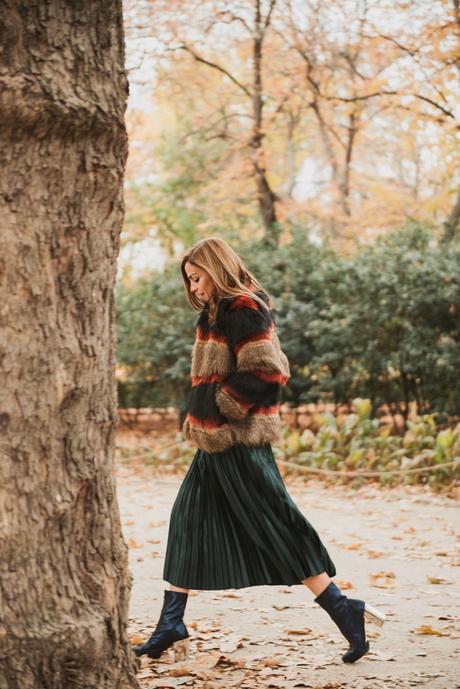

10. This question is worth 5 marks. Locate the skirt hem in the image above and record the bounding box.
[163,565,337,591]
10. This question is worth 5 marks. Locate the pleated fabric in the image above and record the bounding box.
[162,443,336,590]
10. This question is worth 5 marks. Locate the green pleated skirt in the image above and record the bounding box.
[162,443,336,590]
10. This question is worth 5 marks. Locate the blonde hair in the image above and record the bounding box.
[181,236,274,324]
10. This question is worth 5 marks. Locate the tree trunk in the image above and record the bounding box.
[442,186,460,242]
[251,0,280,247]
[0,2,139,688]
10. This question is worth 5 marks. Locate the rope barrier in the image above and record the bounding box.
[117,438,459,478]
[275,456,460,477]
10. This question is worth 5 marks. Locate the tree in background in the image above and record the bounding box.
[124,0,459,249]
[125,0,285,248]
[0,2,138,687]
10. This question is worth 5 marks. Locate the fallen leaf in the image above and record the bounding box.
[193,651,228,669]
[127,537,143,548]
[413,625,450,636]
[370,570,396,589]
[169,665,193,677]
[284,628,314,635]
[262,657,284,667]
[272,604,291,610]
[367,549,385,558]
[335,579,353,590]
[219,635,244,653]
[427,575,453,585]
[261,680,284,688]
[344,543,362,550]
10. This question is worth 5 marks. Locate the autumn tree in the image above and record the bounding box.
[365,0,460,241]
[126,0,288,247]
[277,0,460,242]
[0,2,139,688]
[125,0,459,247]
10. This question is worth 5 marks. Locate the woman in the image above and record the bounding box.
[132,236,385,664]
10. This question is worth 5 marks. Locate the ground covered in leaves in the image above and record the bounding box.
[116,449,459,689]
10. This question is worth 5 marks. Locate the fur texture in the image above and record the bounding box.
[182,291,291,453]
[191,340,233,378]
[215,385,249,421]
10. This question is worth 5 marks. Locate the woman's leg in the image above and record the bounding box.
[301,572,331,596]
[169,585,190,593]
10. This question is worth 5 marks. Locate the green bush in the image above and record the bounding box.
[241,223,460,419]
[116,262,195,418]
[116,223,460,421]
[276,399,460,489]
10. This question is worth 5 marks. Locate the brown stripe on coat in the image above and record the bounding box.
[185,422,235,453]
[191,340,233,377]
[272,331,291,379]
[231,412,283,447]
[236,339,291,378]
[215,385,250,421]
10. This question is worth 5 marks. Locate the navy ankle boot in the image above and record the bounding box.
[314,582,385,663]
[132,590,190,660]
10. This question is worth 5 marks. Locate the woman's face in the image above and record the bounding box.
[185,261,216,303]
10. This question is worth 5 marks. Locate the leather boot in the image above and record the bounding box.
[314,582,385,663]
[132,590,190,660]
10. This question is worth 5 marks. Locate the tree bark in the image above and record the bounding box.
[442,187,460,242]
[0,2,139,688]
[251,0,280,247]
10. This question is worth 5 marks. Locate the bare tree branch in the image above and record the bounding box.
[205,10,252,35]
[315,90,455,121]
[263,0,277,32]
[176,44,252,99]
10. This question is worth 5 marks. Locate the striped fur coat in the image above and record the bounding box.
[182,290,291,453]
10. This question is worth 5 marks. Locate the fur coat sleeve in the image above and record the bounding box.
[215,294,290,421]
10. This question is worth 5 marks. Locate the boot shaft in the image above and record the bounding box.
[155,590,189,632]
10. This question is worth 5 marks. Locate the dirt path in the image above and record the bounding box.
[116,461,460,689]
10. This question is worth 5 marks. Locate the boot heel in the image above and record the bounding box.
[172,637,189,662]
[364,603,386,627]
